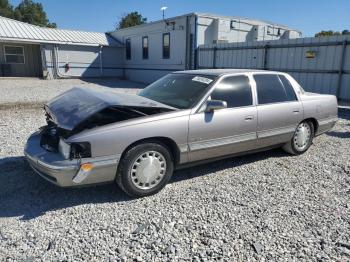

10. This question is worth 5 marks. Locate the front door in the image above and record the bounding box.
[188,75,258,162]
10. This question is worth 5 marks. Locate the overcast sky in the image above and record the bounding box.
[9,0,350,36]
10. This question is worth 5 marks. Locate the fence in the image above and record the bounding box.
[197,35,350,101]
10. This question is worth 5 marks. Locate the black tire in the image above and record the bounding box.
[116,142,174,197]
[282,121,314,155]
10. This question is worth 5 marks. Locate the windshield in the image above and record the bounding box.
[139,73,216,109]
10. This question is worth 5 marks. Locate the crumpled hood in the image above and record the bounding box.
[45,87,174,131]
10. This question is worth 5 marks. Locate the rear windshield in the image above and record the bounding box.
[139,73,216,109]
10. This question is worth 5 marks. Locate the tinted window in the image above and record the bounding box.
[254,74,296,104]
[126,39,131,60]
[279,75,297,101]
[210,75,252,108]
[163,33,170,59]
[139,74,215,109]
[142,36,148,59]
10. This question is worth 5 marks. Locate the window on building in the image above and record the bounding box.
[254,74,297,105]
[162,33,170,59]
[126,39,131,60]
[210,75,252,108]
[4,45,25,64]
[142,36,148,59]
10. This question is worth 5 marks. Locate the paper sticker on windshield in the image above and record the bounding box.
[192,76,213,84]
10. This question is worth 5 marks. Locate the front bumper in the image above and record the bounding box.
[24,132,121,187]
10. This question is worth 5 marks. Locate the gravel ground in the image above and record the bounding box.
[0,78,143,107]
[0,103,349,260]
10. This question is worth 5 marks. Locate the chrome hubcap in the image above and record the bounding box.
[294,122,311,151]
[130,151,166,190]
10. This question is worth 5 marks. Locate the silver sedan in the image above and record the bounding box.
[24,69,338,197]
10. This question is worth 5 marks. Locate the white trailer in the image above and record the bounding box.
[110,12,301,83]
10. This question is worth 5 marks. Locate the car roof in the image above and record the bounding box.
[174,69,283,76]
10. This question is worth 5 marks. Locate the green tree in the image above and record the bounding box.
[14,0,56,28]
[315,30,340,37]
[0,0,14,18]
[117,11,147,29]
[315,30,350,37]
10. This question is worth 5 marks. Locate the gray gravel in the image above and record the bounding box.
[0,78,143,107]
[0,100,349,260]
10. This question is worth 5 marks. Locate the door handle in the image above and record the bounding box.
[293,109,300,113]
[245,115,254,120]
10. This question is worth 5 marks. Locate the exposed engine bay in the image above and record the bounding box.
[37,87,176,159]
[41,105,172,155]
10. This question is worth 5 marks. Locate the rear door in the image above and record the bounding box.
[253,74,303,147]
[188,74,258,162]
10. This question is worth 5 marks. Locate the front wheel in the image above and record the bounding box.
[116,142,174,197]
[282,121,314,155]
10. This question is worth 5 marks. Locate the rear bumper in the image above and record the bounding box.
[24,132,121,187]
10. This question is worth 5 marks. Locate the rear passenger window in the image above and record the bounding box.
[210,75,252,108]
[279,75,297,101]
[254,74,297,105]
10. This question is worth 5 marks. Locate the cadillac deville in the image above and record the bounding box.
[24,69,338,197]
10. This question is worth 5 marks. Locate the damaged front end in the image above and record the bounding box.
[24,87,176,187]
[42,105,171,160]
[39,87,174,160]
[39,123,91,159]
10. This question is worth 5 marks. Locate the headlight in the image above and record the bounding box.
[70,142,91,159]
[58,139,71,159]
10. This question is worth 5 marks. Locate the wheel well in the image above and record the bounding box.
[303,118,319,133]
[120,137,181,164]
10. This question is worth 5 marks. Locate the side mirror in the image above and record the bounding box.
[205,100,227,112]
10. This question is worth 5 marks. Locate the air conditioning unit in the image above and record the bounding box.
[212,19,231,43]
[282,30,301,39]
[1,64,11,76]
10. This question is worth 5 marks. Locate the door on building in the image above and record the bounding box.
[0,43,42,77]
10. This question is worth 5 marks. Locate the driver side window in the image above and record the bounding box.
[209,75,253,108]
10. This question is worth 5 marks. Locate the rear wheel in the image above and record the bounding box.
[282,121,314,155]
[116,142,174,197]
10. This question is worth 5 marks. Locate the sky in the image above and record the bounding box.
[9,0,350,37]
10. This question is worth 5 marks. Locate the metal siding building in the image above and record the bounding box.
[110,14,194,83]
[0,16,124,78]
[0,42,42,76]
[1,13,301,81]
[196,35,350,101]
[195,13,301,45]
[110,12,301,83]
[42,44,124,79]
